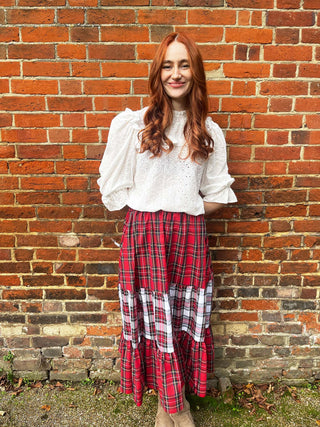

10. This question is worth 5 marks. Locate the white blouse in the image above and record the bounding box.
[98,107,237,216]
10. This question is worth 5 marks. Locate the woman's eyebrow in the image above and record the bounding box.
[162,59,189,64]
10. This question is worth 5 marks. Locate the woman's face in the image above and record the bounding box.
[161,40,193,111]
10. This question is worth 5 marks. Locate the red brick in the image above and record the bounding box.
[222,98,267,113]
[277,0,301,7]
[23,62,70,77]
[21,27,68,42]
[294,220,320,232]
[63,145,86,159]
[231,81,255,96]
[29,220,72,233]
[70,27,99,42]
[180,26,224,43]
[57,44,86,60]
[101,0,148,3]
[102,62,148,78]
[306,115,320,129]
[299,64,320,78]
[275,28,299,44]
[273,64,297,79]
[261,81,307,95]
[265,190,307,203]
[0,176,18,190]
[84,81,130,95]
[9,161,54,175]
[72,62,101,77]
[3,129,46,143]
[255,146,301,161]
[229,161,264,176]
[0,145,15,158]
[0,113,11,127]
[264,46,312,61]
[242,300,279,310]
[281,262,318,274]
[2,289,43,300]
[265,205,306,218]
[229,114,251,129]
[138,9,186,24]
[101,26,149,42]
[0,27,19,42]
[200,45,234,61]
[226,0,273,7]
[229,146,251,161]
[0,206,35,218]
[11,79,58,95]
[20,176,64,190]
[69,0,97,4]
[265,249,288,261]
[7,9,55,24]
[188,8,236,25]
[226,28,273,44]
[57,8,85,24]
[86,113,114,128]
[227,130,264,145]
[296,176,320,187]
[9,44,55,59]
[304,146,320,160]
[87,9,134,24]
[270,98,293,113]
[151,0,175,4]
[289,161,320,174]
[264,236,301,248]
[0,62,20,76]
[241,249,263,261]
[220,312,258,322]
[238,263,278,274]
[254,114,303,129]
[94,96,141,112]
[15,113,60,128]
[16,192,60,205]
[89,45,135,61]
[268,11,315,27]
[224,63,270,78]
[301,28,320,44]
[47,97,92,111]
[227,221,269,234]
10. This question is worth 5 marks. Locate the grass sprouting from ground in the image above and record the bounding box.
[0,376,319,426]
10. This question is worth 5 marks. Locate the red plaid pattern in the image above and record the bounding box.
[118,209,214,414]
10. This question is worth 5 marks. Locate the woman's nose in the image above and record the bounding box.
[172,66,180,79]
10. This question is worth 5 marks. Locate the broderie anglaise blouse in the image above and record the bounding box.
[98,107,237,216]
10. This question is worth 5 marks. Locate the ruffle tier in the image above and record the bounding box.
[119,328,214,414]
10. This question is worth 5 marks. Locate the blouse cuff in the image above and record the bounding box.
[101,188,129,211]
[202,179,237,204]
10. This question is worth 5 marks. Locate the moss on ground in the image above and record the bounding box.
[0,380,319,426]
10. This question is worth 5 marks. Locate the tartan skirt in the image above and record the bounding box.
[118,209,214,414]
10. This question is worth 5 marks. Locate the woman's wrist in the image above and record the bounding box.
[203,201,224,216]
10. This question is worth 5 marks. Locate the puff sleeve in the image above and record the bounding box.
[97,109,140,211]
[200,118,237,204]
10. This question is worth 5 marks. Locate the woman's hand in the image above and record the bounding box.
[203,201,224,216]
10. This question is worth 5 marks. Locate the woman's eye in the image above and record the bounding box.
[162,65,171,70]
[182,64,190,69]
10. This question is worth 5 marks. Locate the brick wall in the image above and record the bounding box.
[0,0,319,384]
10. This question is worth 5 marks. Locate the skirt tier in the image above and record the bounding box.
[118,209,214,413]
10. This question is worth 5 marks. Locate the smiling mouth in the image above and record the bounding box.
[169,82,185,88]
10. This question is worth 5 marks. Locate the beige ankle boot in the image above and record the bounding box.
[169,388,195,427]
[155,395,174,427]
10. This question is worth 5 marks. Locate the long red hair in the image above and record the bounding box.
[139,32,213,162]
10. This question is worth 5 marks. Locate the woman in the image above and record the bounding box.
[98,32,237,427]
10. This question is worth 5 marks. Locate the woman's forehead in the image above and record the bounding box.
[164,41,189,61]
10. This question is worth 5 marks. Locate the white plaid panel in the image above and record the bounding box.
[119,280,213,353]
